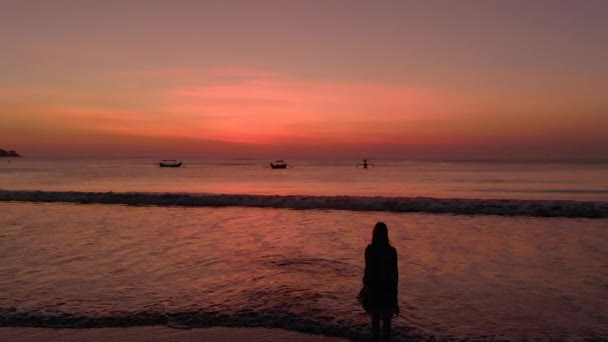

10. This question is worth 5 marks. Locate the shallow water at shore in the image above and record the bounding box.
[0,326,349,342]
[1,202,607,340]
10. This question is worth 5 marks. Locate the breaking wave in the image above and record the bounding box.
[1,190,607,218]
[0,308,428,341]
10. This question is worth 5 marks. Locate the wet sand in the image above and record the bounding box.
[0,326,351,341]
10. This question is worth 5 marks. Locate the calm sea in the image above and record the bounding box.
[2,158,608,200]
[1,158,607,340]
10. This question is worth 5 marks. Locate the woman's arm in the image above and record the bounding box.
[393,248,400,316]
[393,248,399,289]
[363,245,370,284]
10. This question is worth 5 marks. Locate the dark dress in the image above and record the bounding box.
[363,244,398,313]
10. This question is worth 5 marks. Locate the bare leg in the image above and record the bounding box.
[382,311,392,341]
[371,312,381,341]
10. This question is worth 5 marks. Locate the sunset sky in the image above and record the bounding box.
[1,0,607,160]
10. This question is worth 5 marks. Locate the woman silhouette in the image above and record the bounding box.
[362,222,399,341]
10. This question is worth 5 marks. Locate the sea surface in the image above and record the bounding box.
[1,159,607,340]
[1,158,608,200]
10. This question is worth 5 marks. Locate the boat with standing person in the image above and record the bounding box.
[356,159,375,169]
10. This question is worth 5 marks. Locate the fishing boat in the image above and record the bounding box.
[356,159,375,169]
[269,160,289,169]
[158,160,182,167]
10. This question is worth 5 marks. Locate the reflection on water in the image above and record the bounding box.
[0,202,607,340]
[1,158,608,200]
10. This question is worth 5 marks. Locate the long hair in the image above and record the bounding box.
[371,222,390,247]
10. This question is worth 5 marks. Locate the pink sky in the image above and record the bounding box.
[1,1,607,160]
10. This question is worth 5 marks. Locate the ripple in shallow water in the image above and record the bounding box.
[0,202,607,341]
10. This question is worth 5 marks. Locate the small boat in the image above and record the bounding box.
[356,159,375,169]
[158,160,182,167]
[269,160,290,169]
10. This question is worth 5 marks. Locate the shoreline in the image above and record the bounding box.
[0,326,351,342]
[1,189,607,218]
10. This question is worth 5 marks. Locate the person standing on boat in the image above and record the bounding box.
[357,159,375,169]
[360,222,399,341]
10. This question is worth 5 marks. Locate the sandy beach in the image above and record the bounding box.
[0,326,351,342]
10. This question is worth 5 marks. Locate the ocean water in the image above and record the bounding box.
[1,158,608,200]
[1,159,607,340]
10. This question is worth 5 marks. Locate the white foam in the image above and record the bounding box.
[1,190,607,218]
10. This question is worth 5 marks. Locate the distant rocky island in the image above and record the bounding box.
[0,149,21,157]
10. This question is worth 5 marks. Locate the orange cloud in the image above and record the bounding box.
[161,69,457,145]
[1,68,466,147]
[6,66,604,159]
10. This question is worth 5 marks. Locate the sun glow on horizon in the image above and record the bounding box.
[1,1,607,160]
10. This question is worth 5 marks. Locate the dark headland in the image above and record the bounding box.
[0,149,21,157]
